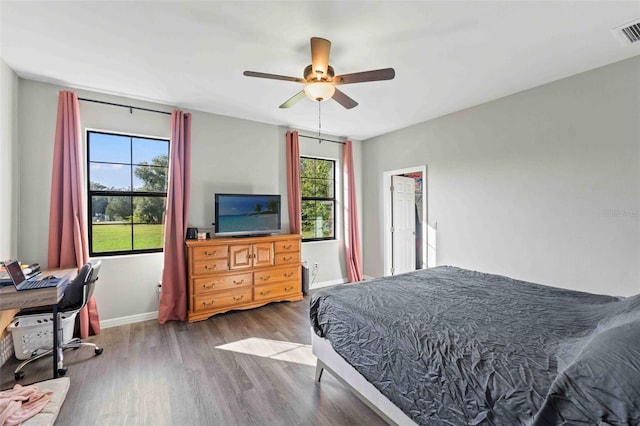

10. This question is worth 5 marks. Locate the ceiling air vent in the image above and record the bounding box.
[612,19,640,45]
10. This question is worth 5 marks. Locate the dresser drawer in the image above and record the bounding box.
[192,272,252,295]
[193,288,252,313]
[275,251,301,265]
[186,234,303,322]
[274,239,300,253]
[254,281,300,301]
[192,258,228,275]
[192,245,228,261]
[254,266,299,285]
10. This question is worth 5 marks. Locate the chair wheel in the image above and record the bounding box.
[15,371,25,380]
[57,368,67,376]
[95,347,104,355]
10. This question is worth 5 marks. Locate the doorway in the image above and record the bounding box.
[383,166,427,276]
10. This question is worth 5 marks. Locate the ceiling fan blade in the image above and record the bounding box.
[244,71,305,83]
[332,88,358,109]
[333,68,395,85]
[310,37,331,79]
[279,90,306,108]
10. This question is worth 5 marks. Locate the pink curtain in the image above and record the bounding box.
[286,130,301,235]
[48,90,100,338]
[158,110,192,323]
[343,141,363,282]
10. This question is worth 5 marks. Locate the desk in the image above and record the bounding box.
[0,267,76,379]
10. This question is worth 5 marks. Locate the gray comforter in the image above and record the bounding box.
[310,266,640,425]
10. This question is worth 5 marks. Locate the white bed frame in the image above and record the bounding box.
[312,331,418,426]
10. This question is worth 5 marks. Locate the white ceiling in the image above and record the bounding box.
[1,1,639,140]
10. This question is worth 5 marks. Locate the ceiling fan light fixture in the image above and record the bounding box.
[243,37,393,109]
[304,82,335,102]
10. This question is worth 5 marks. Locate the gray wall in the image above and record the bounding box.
[18,80,171,324]
[14,78,361,325]
[0,59,19,261]
[363,57,640,297]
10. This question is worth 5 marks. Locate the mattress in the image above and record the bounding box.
[310,266,640,425]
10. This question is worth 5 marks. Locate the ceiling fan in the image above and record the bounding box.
[243,37,395,110]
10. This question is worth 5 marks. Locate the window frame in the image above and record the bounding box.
[300,156,336,242]
[86,130,169,257]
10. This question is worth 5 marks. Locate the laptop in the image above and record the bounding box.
[5,260,67,291]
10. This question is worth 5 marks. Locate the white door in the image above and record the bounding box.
[391,176,416,275]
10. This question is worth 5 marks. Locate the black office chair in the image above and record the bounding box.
[13,261,104,380]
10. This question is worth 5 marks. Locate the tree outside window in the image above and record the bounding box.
[87,131,169,256]
[301,157,335,241]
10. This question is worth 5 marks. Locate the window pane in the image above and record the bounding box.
[92,223,132,252]
[301,200,334,239]
[103,195,132,222]
[88,131,168,255]
[301,159,334,197]
[300,157,315,178]
[301,220,316,239]
[90,162,132,191]
[301,177,315,197]
[133,165,168,192]
[320,219,334,239]
[301,200,315,223]
[301,157,335,241]
[314,179,333,198]
[301,178,334,198]
[132,138,169,165]
[133,224,164,250]
[133,196,166,224]
[89,133,131,164]
[314,160,333,180]
[91,195,110,222]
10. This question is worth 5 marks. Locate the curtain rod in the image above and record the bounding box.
[78,97,173,116]
[298,134,345,145]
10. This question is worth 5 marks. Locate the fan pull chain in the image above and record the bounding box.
[318,101,322,143]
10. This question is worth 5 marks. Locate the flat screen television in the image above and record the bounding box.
[214,193,282,237]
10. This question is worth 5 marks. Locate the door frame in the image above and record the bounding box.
[382,165,427,277]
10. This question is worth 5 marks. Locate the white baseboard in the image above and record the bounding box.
[100,311,158,329]
[310,275,379,290]
[98,277,374,329]
[310,277,349,290]
[99,276,375,328]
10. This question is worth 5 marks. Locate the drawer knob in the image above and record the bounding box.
[284,272,293,278]
[202,283,215,289]
[284,286,294,292]
[204,250,216,256]
[284,244,292,249]
[203,300,215,306]
[260,276,271,281]
[283,256,293,261]
[233,279,244,285]
[259,290,272,296]
[233,295,244,301]
[205,264,217,270]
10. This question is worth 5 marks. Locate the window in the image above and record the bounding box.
[87,131,169,256]
[301,157,335,241]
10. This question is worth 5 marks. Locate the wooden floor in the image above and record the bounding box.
[1,295,387,426]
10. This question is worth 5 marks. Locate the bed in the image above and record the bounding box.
[310,266,640,425]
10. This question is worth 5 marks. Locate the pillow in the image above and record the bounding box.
[533,318,640,425]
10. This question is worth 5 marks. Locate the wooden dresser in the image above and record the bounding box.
[185,234,303,323]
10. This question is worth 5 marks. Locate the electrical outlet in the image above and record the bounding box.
[312,262,319,275]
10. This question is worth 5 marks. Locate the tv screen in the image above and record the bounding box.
[214,193,282,236]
